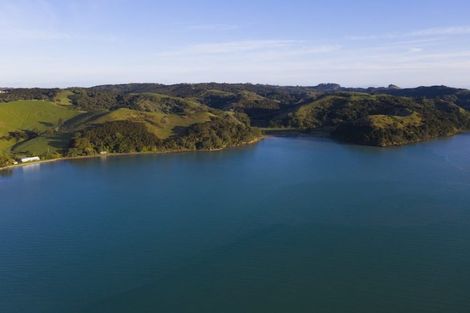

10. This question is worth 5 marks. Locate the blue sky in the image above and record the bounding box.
[1,0,470,87]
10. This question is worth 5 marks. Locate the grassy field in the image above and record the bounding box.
[12,134,72,156]
[368,112,423,129]
[0,100,80,135]
[88,108,213,139]
[0,100,81,154]
[0,99,215,159]
[54,90,74,106]
[0,138,16,154]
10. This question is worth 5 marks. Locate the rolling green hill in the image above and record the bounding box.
[71,108,213,139]
[280,93,470,146]
[12,134,72,156]
[0,92,260,167]
[0,100,80,136]
[0,100,81,157]
[2,83,470,167]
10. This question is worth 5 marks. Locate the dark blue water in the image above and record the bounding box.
[1,135,470,313]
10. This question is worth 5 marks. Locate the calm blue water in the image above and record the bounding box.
[1,135,470,313]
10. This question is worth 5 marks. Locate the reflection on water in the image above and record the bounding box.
[20,163,41,172]
[0,169,13,177]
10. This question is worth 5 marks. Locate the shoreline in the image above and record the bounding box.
[0,136,264,172]
[263,127,470,147]
[3,129,469,173]
[262,128,332,138]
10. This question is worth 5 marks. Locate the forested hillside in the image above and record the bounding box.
[1,83,470,167]
[0,86,261,167]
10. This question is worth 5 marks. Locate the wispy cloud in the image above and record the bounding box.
[408,47,423,53]
[0,29,71,41]
[187,24,240,31]
[0,28,119,43]
[158,40,340,57]
[409,26,470,36]
[348,25,470,41]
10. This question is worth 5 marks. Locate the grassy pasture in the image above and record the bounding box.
[368,112,423,129]
[54,90,74,106]
[0,99,215,159]
[12,134,72,156]
[0,100,81,154]
[88,108,213,139]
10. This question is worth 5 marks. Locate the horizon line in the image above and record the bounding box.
[1,82,468,90]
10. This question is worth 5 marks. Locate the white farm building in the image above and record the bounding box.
[21,156,40,163]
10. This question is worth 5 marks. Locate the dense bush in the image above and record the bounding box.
[67,114,261,156]
[0,88,57,102]
[0,155,12,167]
[279,93,470,146]
[164,114,261,151]
[68,121,161,156]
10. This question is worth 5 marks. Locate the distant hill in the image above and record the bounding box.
[276,93,470,146]
[1,83,470,167]
[312,83,342,92]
